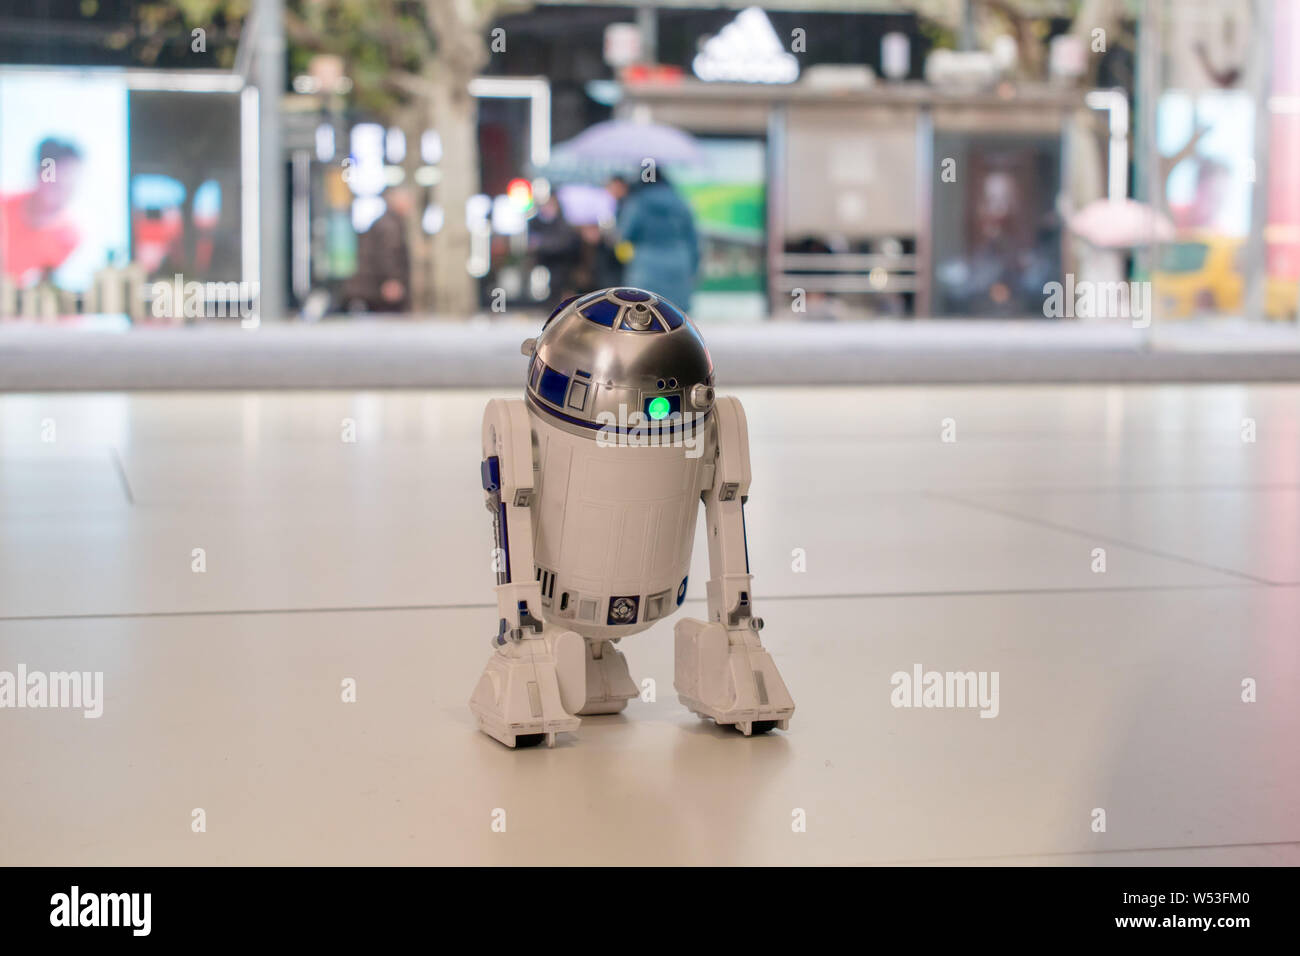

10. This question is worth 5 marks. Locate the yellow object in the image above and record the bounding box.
[1152,233,1243,317]
[614,241,635,265]
[1153,232,1298,319]
[1265,275,1300,319]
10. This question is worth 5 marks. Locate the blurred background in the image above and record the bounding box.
[2,0,1300,386]
[5,3,1299,871]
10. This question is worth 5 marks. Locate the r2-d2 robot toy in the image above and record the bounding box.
[471,288,794,747]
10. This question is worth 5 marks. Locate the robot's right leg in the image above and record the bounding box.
[673,618,794,736]
[474,398,586,747]
[470,627,585,748]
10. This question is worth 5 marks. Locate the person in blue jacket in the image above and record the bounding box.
[612,172,699,312]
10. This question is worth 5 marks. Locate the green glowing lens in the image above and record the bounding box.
[647,396,671,421]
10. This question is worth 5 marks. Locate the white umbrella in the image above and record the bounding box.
[1068,199,1175,248]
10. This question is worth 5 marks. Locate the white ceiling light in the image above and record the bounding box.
[693,7,799,85]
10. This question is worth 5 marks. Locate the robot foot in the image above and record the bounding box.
[470,629,584,748]
[673,618,795,736]
[576,639,640,716]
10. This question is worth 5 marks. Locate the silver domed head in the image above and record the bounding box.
[524,287,715,437]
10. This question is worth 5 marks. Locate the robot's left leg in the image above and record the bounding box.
[576,639,640,715]
[674,618,794,735]
[673,395,795,735]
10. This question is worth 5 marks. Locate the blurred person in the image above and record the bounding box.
[605,175,630,210]
[614,172,699,311]
[344,186,413,313]
[0,139,84,287]
[571,223,623,293]
[604,174,631,255]
[529,194,581,310]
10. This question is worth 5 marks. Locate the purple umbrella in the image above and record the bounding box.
[543,119,705,182]
[555,183,618,226]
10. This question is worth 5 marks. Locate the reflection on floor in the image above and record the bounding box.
[1,385,1297,865]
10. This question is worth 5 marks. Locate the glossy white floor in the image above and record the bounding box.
[1,385,1297,866]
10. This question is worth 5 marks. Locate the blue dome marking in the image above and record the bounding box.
[581,299,621,327]
[538,365,570,407]
[612,288,652,302]
[656,300,686,330]
[544,294,580,326]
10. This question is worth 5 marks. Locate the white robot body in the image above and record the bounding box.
[469,288,794,748]
[530,410,703,643]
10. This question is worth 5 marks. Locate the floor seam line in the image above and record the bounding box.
[857,838,1300,866]
[0,582,1280,623]
[928,491,1277,586]
[108,446,135,505]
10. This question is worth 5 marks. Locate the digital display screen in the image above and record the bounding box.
[0,72,129,291]
[0,70,243,296]
[129,90,243,283]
